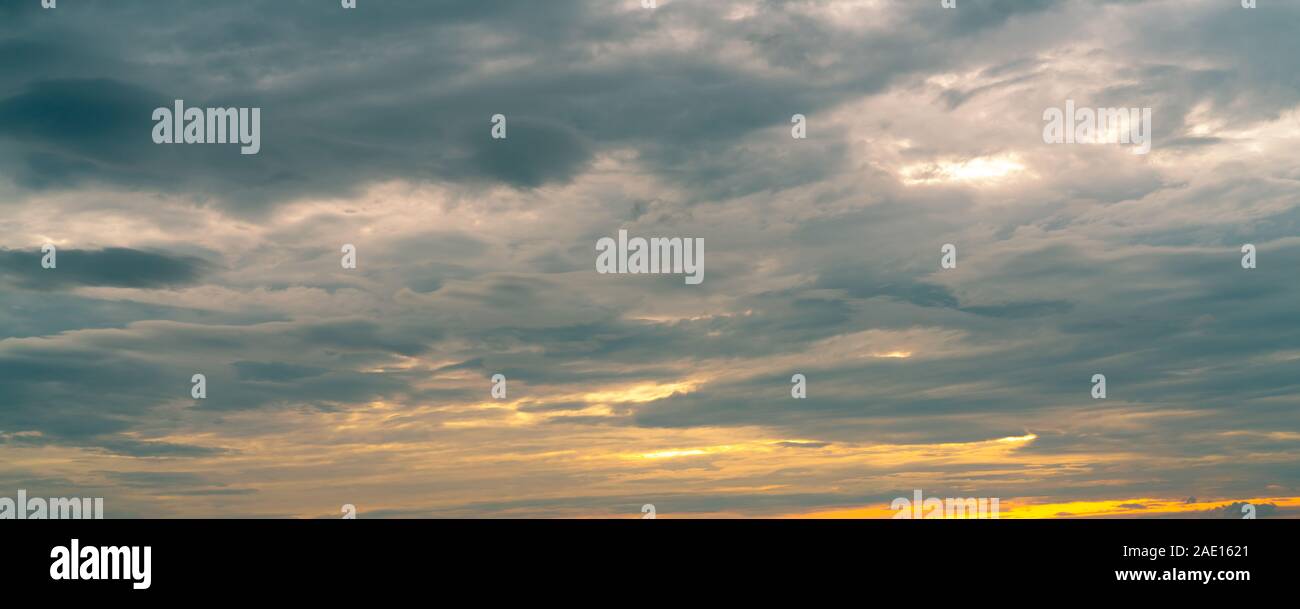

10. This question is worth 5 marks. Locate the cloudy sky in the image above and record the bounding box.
[1,0,1298,518]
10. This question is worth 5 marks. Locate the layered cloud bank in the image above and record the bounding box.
[1,0,1298,517]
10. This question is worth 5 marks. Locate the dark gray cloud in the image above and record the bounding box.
[0,0,1113,213]
[0,247,209,289]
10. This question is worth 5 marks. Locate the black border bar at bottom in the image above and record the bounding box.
[1,519,1282,599]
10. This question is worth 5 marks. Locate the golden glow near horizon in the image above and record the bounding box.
[579,380,700,404]
[793,496,1300,519]
[639,448,710,459]
[9,398,1299,518]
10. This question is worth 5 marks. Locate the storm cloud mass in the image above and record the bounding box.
[1,0,1298,518]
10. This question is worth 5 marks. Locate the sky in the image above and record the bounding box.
[1,0,1298,518]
